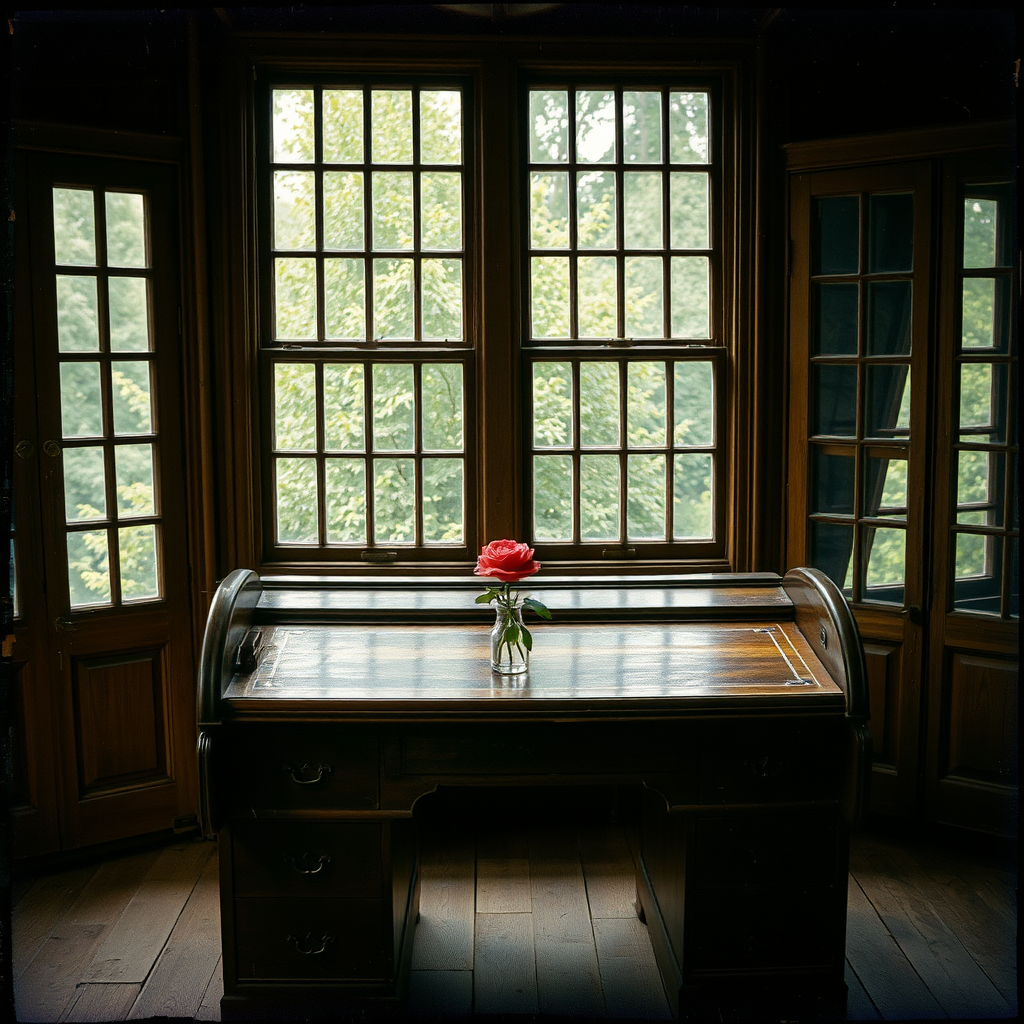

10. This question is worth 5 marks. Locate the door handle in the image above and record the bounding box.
[43,440,62,458]
[54,616,77,633]
[15,440,35,459]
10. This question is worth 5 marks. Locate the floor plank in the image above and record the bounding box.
[529,826,606,1019]
[13,848,163,1024]
[407,969,473,1019]
[126,849,221,1020]
[578,825,639,920]
[195,957,223,1022]
[473,912,539,1015]
[82,839,214,984]
[61,983,142,1023]
[410,831,476,972]
[592,917,672,1020]
[844,959,882,1020]
[476,828,530,914]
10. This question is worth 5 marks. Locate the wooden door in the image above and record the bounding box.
[924,151,1018,835]
[11,151,197,854]
[787,161,932,820]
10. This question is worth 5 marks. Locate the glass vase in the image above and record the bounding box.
[490,602,529,674]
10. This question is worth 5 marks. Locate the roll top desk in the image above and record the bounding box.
[197,568,870,1021]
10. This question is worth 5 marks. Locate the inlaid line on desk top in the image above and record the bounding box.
[225,622,843,703]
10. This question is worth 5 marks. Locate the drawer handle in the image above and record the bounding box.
[284,852,332,875]
[283,762,333,785]
[286,932,334,956]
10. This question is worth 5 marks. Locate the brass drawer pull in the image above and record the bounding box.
[284,852,332,875]
[282,762,333,785]
[286,932,334,956]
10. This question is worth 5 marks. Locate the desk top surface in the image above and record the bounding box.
[222,619,846,717]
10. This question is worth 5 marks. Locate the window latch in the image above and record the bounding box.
[361,550,398,563]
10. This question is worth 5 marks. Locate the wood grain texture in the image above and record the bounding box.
[473,913,538,1015]
[592,917,671,1020]
[83,840,214,983]
[126,851,221,1019]
[578,825,638,920]
[410,833,476,971]
[844,959,882,1020]
[406,969,473,1019]
[529,827,605,1019]
[476,829,530,914]
[61,984,142,1023]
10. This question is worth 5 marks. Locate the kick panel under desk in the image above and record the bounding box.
[197,569,870,1021]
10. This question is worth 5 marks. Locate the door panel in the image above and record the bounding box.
[12,150,197,855]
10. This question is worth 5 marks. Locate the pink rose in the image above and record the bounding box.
[474,539,541,583]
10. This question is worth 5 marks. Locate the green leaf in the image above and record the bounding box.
[522,597,552,620]
[520,621,533,651]
[475,591,497,604]
[503,623,520,646]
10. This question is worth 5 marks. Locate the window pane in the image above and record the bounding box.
[109,277,150,352]
[866,281,912,356]
[105,192,147,268]
[372,363,415,451]
[963,198,998,269]
[421,173,462,250]
[323,89,363,163]
[63,446,107,521]
[580,362,619,447]
[864,526,906,603]
[421,364,463,451]
[56,276,100,352]
[670,173,709,250]
[530,257,570,338]
[673,361,713,446]
[959,362,993,432]
[273,89,315,163]
[276,458,318,543]
[577,257,617,337]
[373,457,415,543]
[529,90,569,163]
[810,521,854,595]
[626,362,666,446]
[576,171,616,249]
[533,455,572,541]
[627,453,665,540]
[325,459,367,544]
[323,364,365,451]
[953,534,1003,615]
[422,458,463,543]
[372,173,414,250]
[670,256,709,339]
[812,283,858,356]
[625,257,663,337]
[111,360,153,435]
[114,443,156,518]
[533,362,573,448]
[811,447,855,516]
[674,453,712,539]
[323,172,364,250]
[371,90,412,164]
[864,453,907,519]
[669,92,709,164]
[274,363,317,451]
[422,259,462,340]
[623,92,661,163]
[623,173,663,250]
[420,90,462,165]
[956,449,1001,526]
[324,258,366,340]
[813,196,858,276]
[53,187,96,266]
[60,362,103,437]
[576,90,615,163]
[67,530,111,607]
[580,454,619,541]
[531,173,569,249]
[119,524,159,601]
[961,278,996,349]
[273,171,316,251]
[865,365,911,438]
[868,193,913,274]
[275,257,317,340]
[812,364,857,437]
[373,258,414,339]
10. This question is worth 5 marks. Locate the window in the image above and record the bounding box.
[255,61,734,568]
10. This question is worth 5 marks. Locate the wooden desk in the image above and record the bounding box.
[197,569,870,1021]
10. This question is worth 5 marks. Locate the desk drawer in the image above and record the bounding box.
[223,726,379,812]
[231,822,383,898]
[234,898,386,981]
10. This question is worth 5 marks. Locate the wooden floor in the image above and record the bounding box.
[9,814,1017,1022]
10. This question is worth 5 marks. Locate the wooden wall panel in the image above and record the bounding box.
[73,651,168,794]
[863,642,900,769]
[945,653,1018,784]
